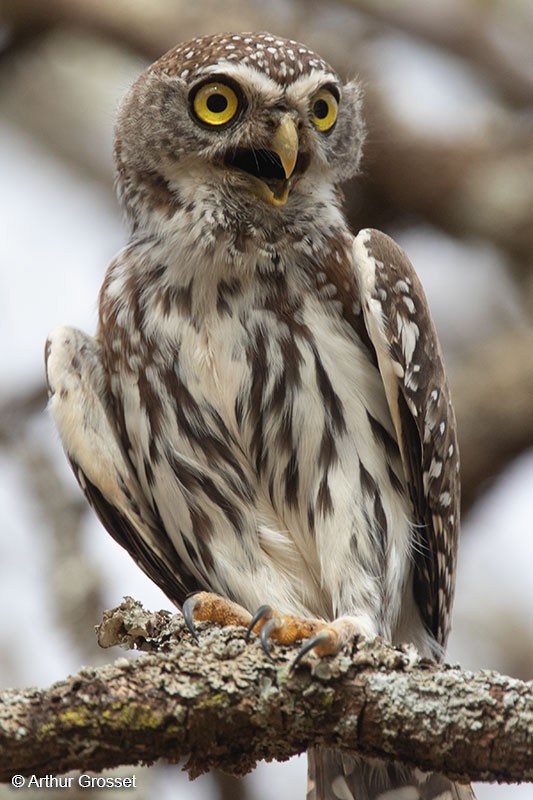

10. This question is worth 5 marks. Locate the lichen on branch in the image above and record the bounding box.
[0,598,532,784]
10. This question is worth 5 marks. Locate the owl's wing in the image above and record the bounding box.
[45,326,196,606]
[352,229,460,648]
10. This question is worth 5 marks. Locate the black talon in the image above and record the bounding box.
[182,594,200,643]
[259,618,279,661]
[291,631,328,670]
[245,604,272,642]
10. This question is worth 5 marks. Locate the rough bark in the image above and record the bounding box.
[0,599,532,785]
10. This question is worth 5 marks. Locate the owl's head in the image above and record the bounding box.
[115,32,365,232]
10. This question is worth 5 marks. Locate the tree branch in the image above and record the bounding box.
[338,0,533,107]
[1,599,531,785]
[452,326,533,509]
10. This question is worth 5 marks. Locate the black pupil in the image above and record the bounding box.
[313,99,329,119]
[207,93,228,113]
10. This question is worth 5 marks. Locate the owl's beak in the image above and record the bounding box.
[271,115,299,181]
[224,114,301,207]
[262,115,299,206]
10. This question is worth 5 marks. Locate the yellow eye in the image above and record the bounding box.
[310,88,338,132]
[192,81,240,127]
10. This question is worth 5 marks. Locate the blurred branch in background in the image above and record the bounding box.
[357,94,533,265]
[337,0,533,106]
[0,386,107,661]
[453,327,533,511]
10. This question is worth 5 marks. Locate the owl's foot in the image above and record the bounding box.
[182,591,253,642]
[182,593,372,665]
[291,616,373,668]
[245,605,327,660]
[246,605,374,665]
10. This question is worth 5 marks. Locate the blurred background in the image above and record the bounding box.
[0,1,532,798]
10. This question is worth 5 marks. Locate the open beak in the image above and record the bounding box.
[224,114,301,207]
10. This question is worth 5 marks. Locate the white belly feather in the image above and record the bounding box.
[119,284,413,638]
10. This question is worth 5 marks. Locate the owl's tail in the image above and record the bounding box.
[307,749,476,800]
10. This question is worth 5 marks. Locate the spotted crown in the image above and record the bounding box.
[151,31,335,84]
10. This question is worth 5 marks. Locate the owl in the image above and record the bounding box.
[45,31,474,800]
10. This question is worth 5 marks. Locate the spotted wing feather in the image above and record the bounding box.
[45,326,199,606]
[352,229,460,649]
